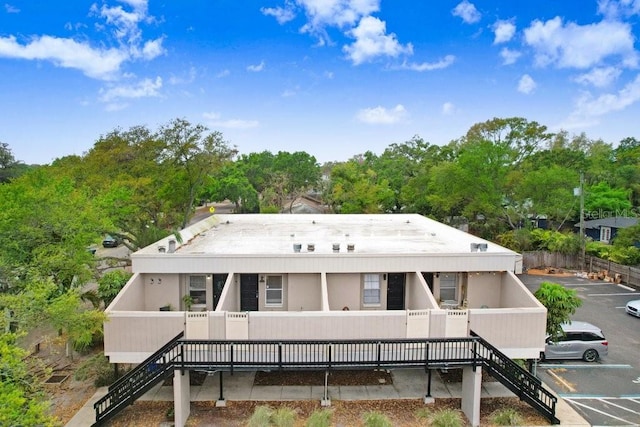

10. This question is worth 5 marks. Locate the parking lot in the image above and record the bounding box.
[520,273,640,426]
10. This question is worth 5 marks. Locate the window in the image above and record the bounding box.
[439,273,457,302]
[265,276,283,306]
[363,274,381,305]
[188,275,206,306]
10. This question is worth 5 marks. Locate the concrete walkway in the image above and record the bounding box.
[66,369,589,426]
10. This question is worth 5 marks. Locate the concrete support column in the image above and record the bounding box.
[174,370,191,427]
[461,366,482,427]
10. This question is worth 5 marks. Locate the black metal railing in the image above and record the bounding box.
[93,332,184,425]
[93,333,559,426]
[470,331,558,424]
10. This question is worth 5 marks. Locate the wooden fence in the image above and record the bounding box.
[522,251,640,289]
[522,251,579,270]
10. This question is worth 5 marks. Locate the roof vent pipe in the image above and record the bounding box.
[470,243,478,252]
[158,245,166,253]
[478,243,488,252]
[293,243,302,252]
[307,243,315,252]
[168,239,176,253]
[347,243,355,252]
[332,243,340,252]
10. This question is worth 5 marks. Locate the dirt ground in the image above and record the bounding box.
[106,396,549,427]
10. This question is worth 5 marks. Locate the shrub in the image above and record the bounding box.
[490,408,523,425]
[429,408,463,427]
[74,353,119,387]
[248,405,273,427]
[271,407,297,427]
[306,409,332,427]
[362,411,392,427]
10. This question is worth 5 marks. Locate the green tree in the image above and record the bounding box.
[0,167,105,289]
[534,281,582,340]
[158,118,237,228]
[2,277,106,357]
[326,160,395,213]
[585,182,632,216]
[98,269,133,308]
[0,333,57,427]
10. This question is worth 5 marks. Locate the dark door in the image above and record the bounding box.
[387,273,405,310]
[212,274,228,310]
[422,272,434,292]
[240,274,259,311]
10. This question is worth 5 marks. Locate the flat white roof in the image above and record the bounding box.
[139,214,514,256]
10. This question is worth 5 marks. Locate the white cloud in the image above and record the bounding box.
[492,20,516,44]
[203,112,259,129]
[216,69,230,78]
[99,76,162,102]
[91,0,151,44]
[0,1,162,82]
[598,0,640,19]
[0,35,128,80]
[452,1,481,24]
[518,74,536,94]
[571,73,640,118]
[523,17,638,69]
[324,70,334,79]
[261,2,296,24]
[247,61,265,72]
[343,16,413,65]
[139,37,165,60]
[356,104,407,124]
[500,47,521,65]
[266,0,380,46]
[442,102,456,115]
[401,54,455,71]
[4,3,19,13]
[574,67,622,87]
[298,0,380,29]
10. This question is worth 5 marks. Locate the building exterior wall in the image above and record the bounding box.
[104,311,184,363]
[143,273,180,311]
[286,273,322,311]
[466,273,500,308]
[248,311,407,340]
[327,273,361,311]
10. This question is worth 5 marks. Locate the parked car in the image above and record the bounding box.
[542,321,608,362]
[626,299,640,318]
[102,235,120,248]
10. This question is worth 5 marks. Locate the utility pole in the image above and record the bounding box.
[580,172,585,271]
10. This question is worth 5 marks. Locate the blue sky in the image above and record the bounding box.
[1,1,639,165]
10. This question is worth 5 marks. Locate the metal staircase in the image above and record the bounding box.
[93,332,559,425]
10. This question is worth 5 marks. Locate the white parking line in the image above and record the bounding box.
[618,284,636,291]
[540,364,632,369]
[587,292,639,296]
[565,398,635,425]
[597,398,640,415]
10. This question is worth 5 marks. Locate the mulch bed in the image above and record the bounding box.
[254,369,393,386]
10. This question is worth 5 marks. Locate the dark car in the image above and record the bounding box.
[102,235,120,248]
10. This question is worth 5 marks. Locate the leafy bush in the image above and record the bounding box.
[362,411,392,427]
[429,408,464,427]
[271,407,297,427]
[498,228,580,254]
[74,353,120,386]
[248,405,273,427]
[306,409,332,427]
[490,408,523,425]
[98,269,133,307]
